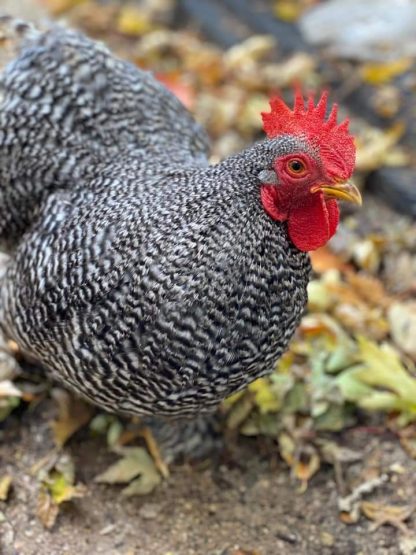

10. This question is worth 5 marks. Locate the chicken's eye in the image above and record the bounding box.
[287,159,306,176]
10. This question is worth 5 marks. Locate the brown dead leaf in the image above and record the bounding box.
[293,444,320,493]
[36,489,59,529]
[361,501,415,534]
[339,510,360,524]
[156,72,196,109]
[345,271,393,309]
[278,433,320,492]
[310,246,351,274]
[39,0,87,16]
[70,2,119,34]
[51,389,94,448]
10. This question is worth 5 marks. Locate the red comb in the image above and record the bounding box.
[262,90,356,179]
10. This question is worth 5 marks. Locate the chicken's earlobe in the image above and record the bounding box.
[258,169,279,185]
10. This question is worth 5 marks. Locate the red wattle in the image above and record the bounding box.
[261,186,340,252]
[326,198,339,237]
[287,195,339,251]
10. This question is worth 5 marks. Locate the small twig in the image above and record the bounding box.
[338,473,389,514]
[140,427,170,479]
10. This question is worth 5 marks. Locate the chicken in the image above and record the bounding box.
[0,20,360,425]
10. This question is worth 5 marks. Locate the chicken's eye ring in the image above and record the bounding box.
[287,158,307,177]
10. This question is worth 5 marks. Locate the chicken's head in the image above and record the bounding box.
[259,90,360,252]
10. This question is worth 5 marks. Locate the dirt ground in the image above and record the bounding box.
[1,397,416,555]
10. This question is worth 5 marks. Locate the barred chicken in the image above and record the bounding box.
[0,19,360,438]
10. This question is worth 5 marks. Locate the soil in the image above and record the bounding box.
[1,399,416,555]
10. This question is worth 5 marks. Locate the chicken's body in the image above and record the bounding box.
[0,21,357,423]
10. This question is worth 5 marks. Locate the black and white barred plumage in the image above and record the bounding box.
[0,20,310,417]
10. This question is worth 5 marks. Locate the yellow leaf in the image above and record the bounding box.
[357,337,416,403]
[223,389,245,408]
[36,452,85,528]
[274,0,303,22]
[47,471,86,504]
[248,377,280,413]
[226,394,255,430]
[0,475,12,501]
[355,122,405,172]
[278,432,295,466]
[224,36,276,71]
[51,389,94,447]
[361,58,413,85]
[117,6,153,36]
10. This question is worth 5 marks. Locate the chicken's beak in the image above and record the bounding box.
[311,181,362,206]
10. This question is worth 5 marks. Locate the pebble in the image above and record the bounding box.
[320,531,335,547]
[138,503,159,520]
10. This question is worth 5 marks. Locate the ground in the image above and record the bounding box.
[2,396,416,555]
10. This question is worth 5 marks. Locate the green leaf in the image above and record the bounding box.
[121,470,161,496]
[95,447,161,496]
[46,471,86,504]
[336,337,416,418]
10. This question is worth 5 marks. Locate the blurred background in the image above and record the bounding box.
[1,1,416,554]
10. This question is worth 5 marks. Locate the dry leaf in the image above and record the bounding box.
[156,72,196,109]
[249,378,280,414]
[274,0,304,22]
[388,302,416,360]
[361,58,413,85]
[261,53,316,89]
[95,447,161,496]
[117,5,154,36]
[345,271,392,309]
[293,444,320,492]
[37,453,86,528]
[51,389,94,447]
[46,470,86,504]
[0,380,22,398]
[310,246,351,274]
[361,501,415,533]
[0,475,12,501]
[39,0,87,16]
[355,122,406,172]
[224,36,276,71]
[37,489,59,529]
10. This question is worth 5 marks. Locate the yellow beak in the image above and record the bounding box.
[311,181,362,206]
